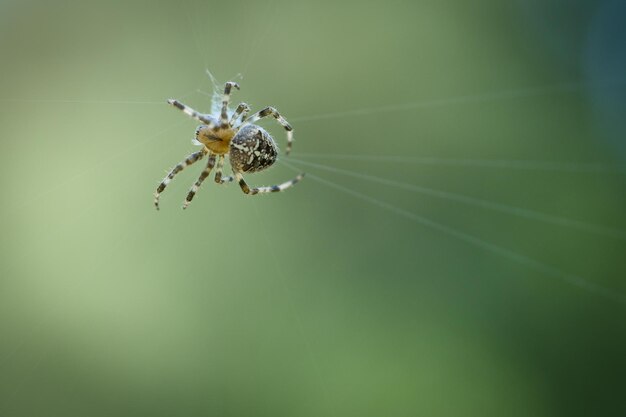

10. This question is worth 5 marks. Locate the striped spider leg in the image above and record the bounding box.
[214,154,234,185]
[154,149,207,210]
[234,171,305,195]
[167,99,217,127]
[183,153,217,209]
[220,81,240,125]
[244,106,294,155]
[230,102,250,128]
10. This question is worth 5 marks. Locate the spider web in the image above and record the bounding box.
[2,76,624,299]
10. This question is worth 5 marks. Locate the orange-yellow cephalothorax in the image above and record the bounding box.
[195,125,235,155]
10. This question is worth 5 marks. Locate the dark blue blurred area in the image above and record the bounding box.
[585,0,626,162]
[515,0,626,162]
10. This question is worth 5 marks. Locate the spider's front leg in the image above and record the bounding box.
[183,154,217,209]
[244,106,294,155]
[167,99,217,127]
[220,81,240,125]
[155,150,206,210]
[234,171,304,196]
[229,102,250,127]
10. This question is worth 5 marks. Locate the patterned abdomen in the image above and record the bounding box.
[229,125,278,173]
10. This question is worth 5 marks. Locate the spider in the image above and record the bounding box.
[154,81,304,210]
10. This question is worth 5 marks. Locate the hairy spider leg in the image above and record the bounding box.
[230,102,250,127]
[220,82,240,125]
[234,171,305,195]
[155,149,207,210]
[167,99,217,126]
[183,153,217,209]
[214,155,234,184]
[244,106,294,155]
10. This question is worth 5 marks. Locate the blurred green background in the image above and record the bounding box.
[1,0,625,416]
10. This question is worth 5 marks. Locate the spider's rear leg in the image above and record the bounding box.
[234,171,304,196]
[214,155,234,184]
[167,99,217,126]
[155,150,206,210]
[245,107,294,155]
[220,82,240,125]
[183,154,217,209]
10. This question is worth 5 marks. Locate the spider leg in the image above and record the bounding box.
[229,102,250,127]
[167,99,216,126]
[155,150,206,210]
[234,171,304,195]
[220,82,240,125]
[244,106,294,155]
[214,155,234,184]
[183,153,217,209]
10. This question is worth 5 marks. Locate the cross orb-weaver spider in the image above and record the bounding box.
[154,81,304,210]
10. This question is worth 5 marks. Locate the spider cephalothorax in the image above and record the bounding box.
[154,81,304,209]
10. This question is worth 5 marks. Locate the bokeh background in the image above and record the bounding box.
[1,0,625,416]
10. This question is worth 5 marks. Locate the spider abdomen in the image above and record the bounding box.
[229,125,278,173]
